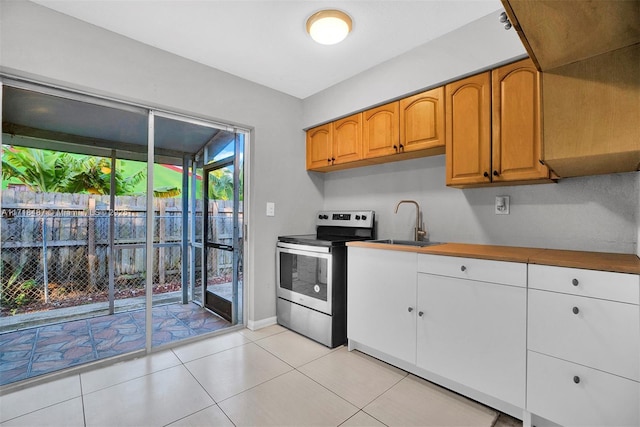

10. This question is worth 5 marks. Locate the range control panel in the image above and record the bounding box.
[316,210,375,228]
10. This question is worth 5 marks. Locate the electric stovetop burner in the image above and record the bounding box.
[278,210,376,247]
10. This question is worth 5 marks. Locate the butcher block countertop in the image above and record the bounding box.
[346,241,640,275]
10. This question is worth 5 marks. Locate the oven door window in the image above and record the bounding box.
[278,247,333,314]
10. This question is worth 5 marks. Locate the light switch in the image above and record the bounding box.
[266,202,275,217]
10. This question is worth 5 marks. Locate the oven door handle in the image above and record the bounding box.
[276,242,331,254]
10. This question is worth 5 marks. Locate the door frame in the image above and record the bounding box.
[201,132,244,325]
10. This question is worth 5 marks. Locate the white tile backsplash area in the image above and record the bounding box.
[322,155,639,254]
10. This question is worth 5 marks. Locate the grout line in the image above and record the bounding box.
[339,410,390,427]
[25,326,40,376]
[86,319,99,360]
[78,374,88,427]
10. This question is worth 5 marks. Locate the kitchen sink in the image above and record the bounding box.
[367,239,444,247]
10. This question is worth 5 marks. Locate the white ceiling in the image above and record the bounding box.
[31,0,504,99]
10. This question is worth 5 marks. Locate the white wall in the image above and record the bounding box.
[321,156,639,254]
[0,0,324,323]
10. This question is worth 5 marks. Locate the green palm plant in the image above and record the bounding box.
[64,157,146,195]
[1,145,73,192]
[208,168,234,200]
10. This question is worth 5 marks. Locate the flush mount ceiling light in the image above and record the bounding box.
[306,9,353,45]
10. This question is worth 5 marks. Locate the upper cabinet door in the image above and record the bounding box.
[306,123,332,170]
[492,58,549,182]
[445,72,491,186]
[363,102,400,159]
[332,113,363,165]
[400,87,445,152]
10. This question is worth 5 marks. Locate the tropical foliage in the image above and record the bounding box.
[2,146,239,200]
[208,168,234,200]
[2,146,145,195]
[65,157,146,195]
[1,146,75,193]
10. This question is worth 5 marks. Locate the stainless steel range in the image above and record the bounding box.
[276,210,375,348]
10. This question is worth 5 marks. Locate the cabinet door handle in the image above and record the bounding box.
[572,306,580,315]
[572,278,579,286]
[399,144,404,151]
[327,158,332,163]
[407,307,414,313]
[573,375,581,384]
[393,145,398,152]
[418,311,424,317]
[493,170,500,177]
[460,265,467,272]
[483,171,490,178]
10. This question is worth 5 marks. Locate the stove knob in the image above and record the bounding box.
[361,215,367,220]
[355,215,361,220]
[318,214,323,220]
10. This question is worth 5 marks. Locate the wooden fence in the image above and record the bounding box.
[1,189,241,308]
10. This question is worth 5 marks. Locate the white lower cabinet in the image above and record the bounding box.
[348,248,640,426]
[416,273,526,408]
[527,265,640,427]
[528,288,639,381]
[347,247,417,364]
[527,351,640,427]
[348,248,527,412]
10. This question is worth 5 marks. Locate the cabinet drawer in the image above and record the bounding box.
[529,289,640,381]
[527,351,639,427]
[418,254,526,287]
[529,264,639,304]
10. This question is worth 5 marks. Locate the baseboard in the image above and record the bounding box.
[247,316,277,331]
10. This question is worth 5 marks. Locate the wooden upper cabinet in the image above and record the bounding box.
[333,113,362,165]
[306,123,332,170]
[363,102,399,159]
[492,58,548,182]
[400,87,445,152]
[445,72,492,186]
[501,0,640,71]
[306,114,363,171]
[542,44,640,177]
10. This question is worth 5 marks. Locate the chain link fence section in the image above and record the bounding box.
[1,190,240,316]
[1,191,167,315]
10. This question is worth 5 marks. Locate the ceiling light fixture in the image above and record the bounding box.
[306,9,353,45]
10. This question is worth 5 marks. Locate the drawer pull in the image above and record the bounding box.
[572,306,580,315]
[573,375,581,384]
[418,311,424,317]
[572,278,579,286]
[460,265,467,272]
[408,307,414,313]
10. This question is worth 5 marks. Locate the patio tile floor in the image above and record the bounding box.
[0,303,229,386]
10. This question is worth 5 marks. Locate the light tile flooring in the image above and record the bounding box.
[0,324,523,427]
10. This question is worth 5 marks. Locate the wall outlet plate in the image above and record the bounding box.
[495,196,510,215]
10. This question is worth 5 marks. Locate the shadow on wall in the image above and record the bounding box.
[319,156,638,254]
[460,171,638,253]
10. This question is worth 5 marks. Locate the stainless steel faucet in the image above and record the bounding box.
[394,200,427,241]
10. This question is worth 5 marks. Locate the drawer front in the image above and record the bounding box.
[529,264,639,304]
[418,254,526,287]
[528,289,640,381]
[527,351,640,427]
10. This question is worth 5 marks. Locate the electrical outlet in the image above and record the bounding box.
[266,202,275,217]
[495,196,510,215]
